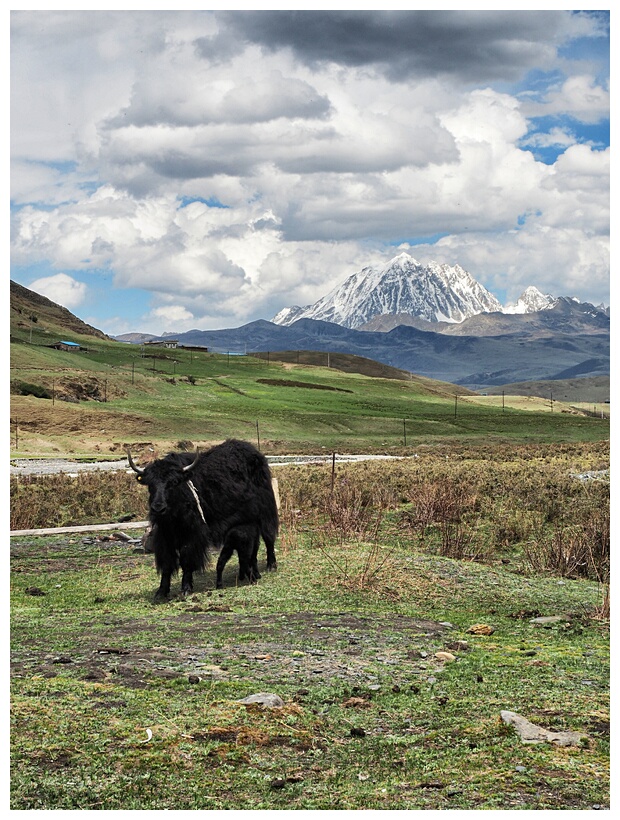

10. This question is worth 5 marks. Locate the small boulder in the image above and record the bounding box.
[237,692,284,708]
[500,710,588,747]
[467,624,495,636]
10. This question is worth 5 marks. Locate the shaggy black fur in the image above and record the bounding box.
[215,524,262,590]
[131,439,278,600]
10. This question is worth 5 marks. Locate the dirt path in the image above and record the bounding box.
[10,453,406,477]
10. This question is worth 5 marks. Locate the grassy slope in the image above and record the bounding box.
[10,282,610,456]
[10,335,610,457]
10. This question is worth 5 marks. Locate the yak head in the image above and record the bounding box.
[127,450,200,516]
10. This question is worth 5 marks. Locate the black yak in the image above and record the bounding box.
[127,439,278,600]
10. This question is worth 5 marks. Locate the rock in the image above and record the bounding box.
[500,710,588,746]
[467,624,495,635]
[237,692,284,708]
[434,651,456,663]
[529,616,566,625]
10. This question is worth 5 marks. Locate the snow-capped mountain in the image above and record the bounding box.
[503,286,556,314]
[272,253,503,329]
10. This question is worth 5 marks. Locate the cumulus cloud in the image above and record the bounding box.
[10,10,609,331]
[29,273,88,310]
[522,74,610,123]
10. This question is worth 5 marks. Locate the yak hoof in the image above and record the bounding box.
[153,591,169,603]
[267,562,277,572]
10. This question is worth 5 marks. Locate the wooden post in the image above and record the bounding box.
[403,418,407,446]
[256,420,261,451]
[331,452,336,494]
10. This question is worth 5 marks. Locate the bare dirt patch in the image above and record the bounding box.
[11,537,452,694]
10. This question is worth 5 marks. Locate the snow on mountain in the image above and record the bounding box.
[272,253,503,329]
[503,286,556,315]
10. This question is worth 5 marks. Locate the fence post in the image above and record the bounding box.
[331,452,336,494]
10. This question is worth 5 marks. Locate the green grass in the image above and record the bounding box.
[10,335,610,458]
[10,531,609,810]
[10,445,610,810]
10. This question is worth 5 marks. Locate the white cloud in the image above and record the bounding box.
[10,10,609,330]
[29,273,88,310]
[522,74,610,124]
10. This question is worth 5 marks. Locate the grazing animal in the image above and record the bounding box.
[127,439,278,600]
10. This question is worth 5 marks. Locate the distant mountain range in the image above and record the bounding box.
[117,297,608,391]
[113,252,608,390]
[11,245,608,394]
[270,252,608,330]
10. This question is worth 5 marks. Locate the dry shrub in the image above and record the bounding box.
[325,475,391,543]
[10,472,148,530]
[316,540,413,601]
[522,502,610,582]
[400,480,484,559]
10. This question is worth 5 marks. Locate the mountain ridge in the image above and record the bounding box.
[272,253,503,328]
[272,253,608,331]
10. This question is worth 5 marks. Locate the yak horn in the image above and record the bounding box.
[182,450,201,472]
[126,449,145,475]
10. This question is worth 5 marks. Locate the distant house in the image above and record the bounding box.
[50,340,84,352]
[144,339,178,349]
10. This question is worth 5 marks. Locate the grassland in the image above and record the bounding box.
[10,447,610,810]
[10,293,610,809]
[10,332,610,459]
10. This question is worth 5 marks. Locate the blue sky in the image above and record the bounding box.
[10,7,610,335]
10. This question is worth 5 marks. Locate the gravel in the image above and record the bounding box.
[10,453,405,477]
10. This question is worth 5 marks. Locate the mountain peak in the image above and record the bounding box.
[272,253,502,329]
[504,286,556,315]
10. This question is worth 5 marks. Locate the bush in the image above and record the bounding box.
[11,380,52,399]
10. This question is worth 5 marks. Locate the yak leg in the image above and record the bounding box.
[154,570,172,602]
[233,527,261,584]
[249,528,261,581]
[180,568,194,596]
[216,542,235,589]
[265,537,277,572]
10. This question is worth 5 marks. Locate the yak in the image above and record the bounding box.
[127,439,278,600]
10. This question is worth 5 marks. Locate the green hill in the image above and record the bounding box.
[9,280,609,458]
